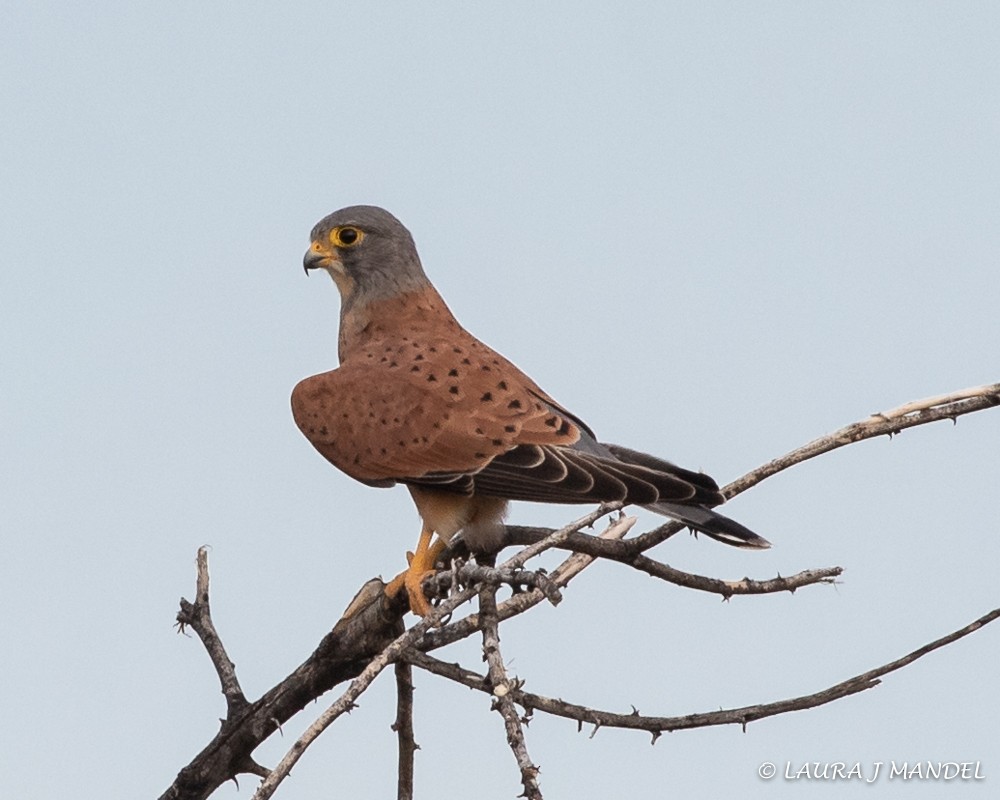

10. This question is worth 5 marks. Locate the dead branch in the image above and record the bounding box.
[175,547,249,719]
[628,382,1000,553]
[417,514,638,653]
[392,661,416,800]
[724,382,1000,499]
[479,584,542,799]
[251,507,629,799]
[161,382,1000,799]
[160,579,406,800]
[505,526,843,598]
[424,560,563,606]
[405,607,1000,738]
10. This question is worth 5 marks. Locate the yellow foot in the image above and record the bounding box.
[386,563,436,617]
[385,529,446,617]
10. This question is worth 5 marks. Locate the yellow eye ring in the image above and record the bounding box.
[331,226,364,248]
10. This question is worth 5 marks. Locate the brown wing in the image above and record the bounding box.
[291,334,584,487]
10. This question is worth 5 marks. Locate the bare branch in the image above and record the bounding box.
[502,502,623,568]
[160,579,406,800]
[725,382,1000,498]
[505,526,842,599]
[479,584,542,800]
[250,575,486,800]
[407,607,1000,737]
[417,514,637,652]
[175,547,249,718]
[254,506,616,800]
[628,557,843,598]
[392,661,416,800]
[627,382,1000,553]
[425,561,563,606]
[163,383,1000,799]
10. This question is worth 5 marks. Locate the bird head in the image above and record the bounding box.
[304,205,431,309]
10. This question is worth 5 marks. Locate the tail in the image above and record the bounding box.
[648,500,771,549]
[600,443,770,549]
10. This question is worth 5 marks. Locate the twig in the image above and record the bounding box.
[407,607,1000,739]
[250,577,484,800]
[425,561,563,606]
[628,557,843,598]
[505,526,842,598]
[502,502,622,569]
[175,547,248,718]
[252,507,629,799]
[417,515,637,652]
[724,382,1000,499]
[629,381,1000,553]
[479,585,542,800]
[161,579,405,800]
[392,661,416,800]
[722,383,1000,497]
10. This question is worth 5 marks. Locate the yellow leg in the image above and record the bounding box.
[385,527,447,616]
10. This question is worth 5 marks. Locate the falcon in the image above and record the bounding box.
[292,206,769,615]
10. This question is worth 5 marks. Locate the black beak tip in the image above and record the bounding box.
[303,249,324,275]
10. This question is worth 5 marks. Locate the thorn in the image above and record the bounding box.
[238,757,272,779]
[271,717,284,736]
[650,730,661,745]
[630,705,640,716]
[589,722,601,739]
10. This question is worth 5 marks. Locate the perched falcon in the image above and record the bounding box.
[293,206,769,615]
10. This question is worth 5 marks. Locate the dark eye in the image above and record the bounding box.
[332,226,364,247]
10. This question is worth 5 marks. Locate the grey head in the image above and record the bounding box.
[303,205,432,310]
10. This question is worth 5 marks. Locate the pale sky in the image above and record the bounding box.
[2,3,998,798]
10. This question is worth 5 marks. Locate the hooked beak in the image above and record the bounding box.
[303,241,339,275]
[303,248,327,274]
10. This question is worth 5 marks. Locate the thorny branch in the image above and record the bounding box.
[161,382,1000,800]
[404,607,1000,740]
[175,547,250,720]
[503,527,844,599]
[479,585,542,799]
[249,509,629,800]
[424,560,563,606]
[392,661,416,800]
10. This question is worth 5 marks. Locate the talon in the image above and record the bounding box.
[384,528,447,617]
[386,567,436,617]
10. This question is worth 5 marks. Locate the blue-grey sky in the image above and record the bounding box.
[2,3,998,798]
